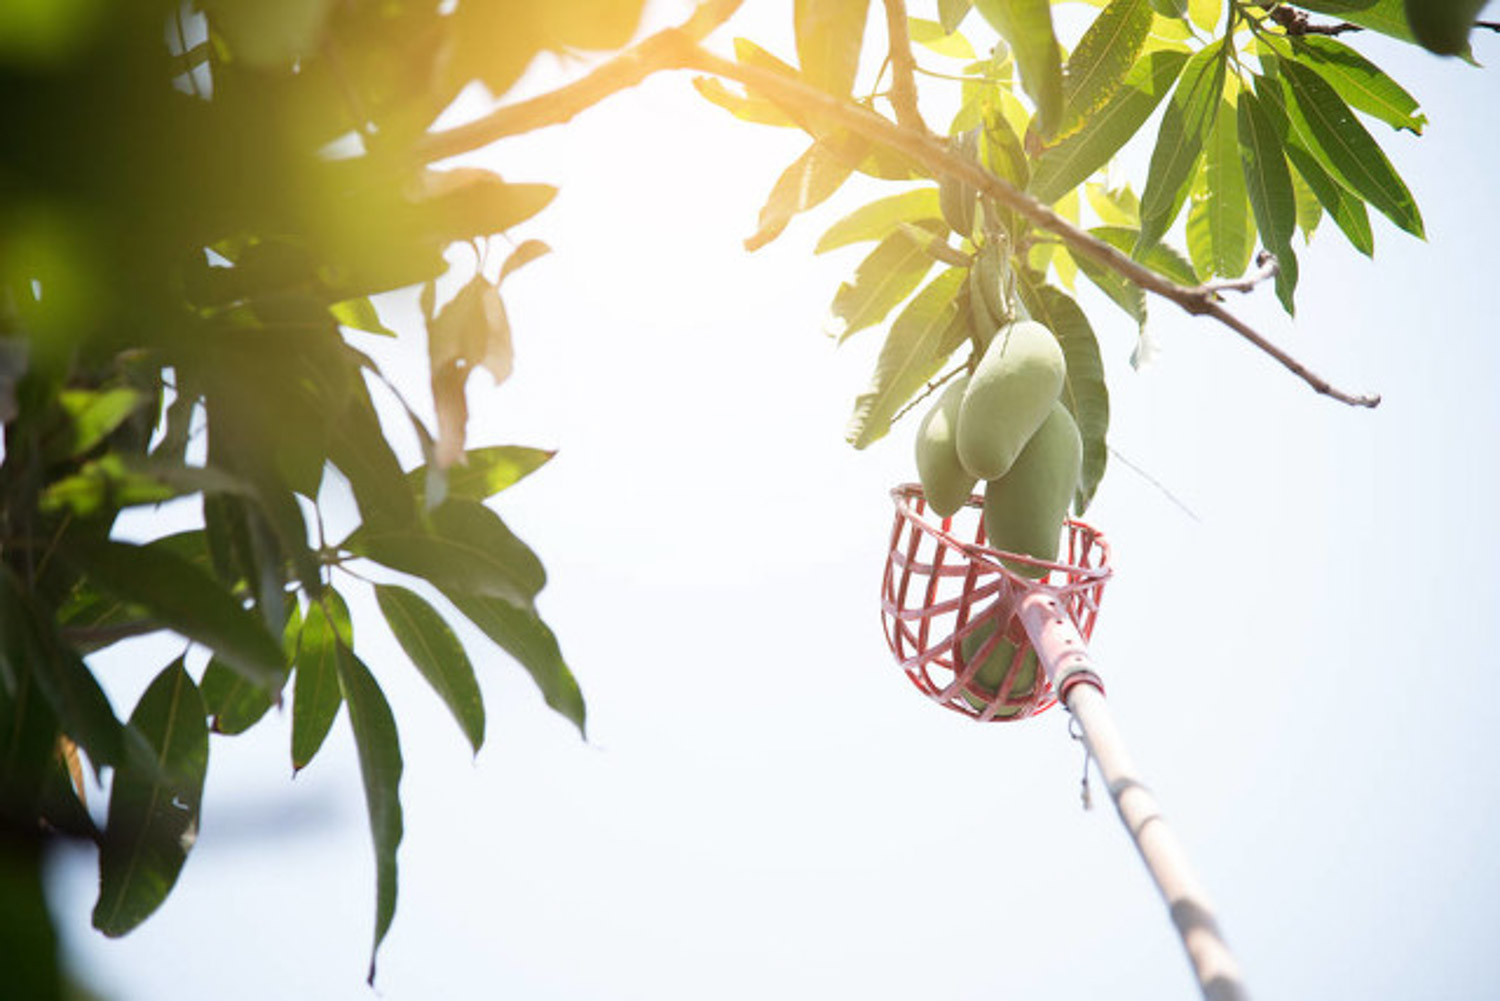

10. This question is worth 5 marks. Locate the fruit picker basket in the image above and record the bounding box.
[881,483,1111,722]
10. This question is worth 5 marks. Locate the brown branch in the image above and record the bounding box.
[670,42,1380,408]
[415,0,743,163]
[1270,7,1361,36]
[880,0,926,131]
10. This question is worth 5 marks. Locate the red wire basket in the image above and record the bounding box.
[881,483,1111,722]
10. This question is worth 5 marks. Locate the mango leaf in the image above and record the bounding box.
[794,0,870,95]
[331,297,394,337]
[908,17,976,59]
[1290,36,1425,134]
[92,659,208,937]
[333,644,403,986]
[1276,59,1424,238]
[975,0,1064,137]
[203,604,300,736]
[745,142,857,251]
[1238,90,1299,312]
[346,498,546,611]
[292,591,350,773]
[1290,161,1324,240]
[1136,39,1226,255]
[1295,0,1418,45]
[1086,182,1140,226]
[1255,74,1375,256]
[498,239,551,282]
[54,388,145,460]
[413,170,556,241]
[1203,99,1253,279]
[845,267,968,449]
[939,0,974,32]
[375,585,484,753]
[329,370,417,533]
[66,537,285,691]
[1090,225,1199,287]
[1016,277,1110,513]
[1059,0,1154,140]
[407,446,555,504]
[829,223,942,342]
[815,189,943,254]
[1073,249,1146,327]
[1150,0,1188,15]
[692,77,797,127]
[1189,0,1221,31]
[1028,49,1188,204]
[0,670,61,833]
[1405,0,1488,55]
[448,594,585,736]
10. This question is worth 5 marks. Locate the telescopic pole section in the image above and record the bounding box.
[1017,590,1251,1001]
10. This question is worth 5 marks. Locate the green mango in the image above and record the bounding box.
[914,375,977,517]
[957,616,1040,716]
[956,320,1065,480]
[982,401,1082,578]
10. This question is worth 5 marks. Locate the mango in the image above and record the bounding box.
[956,320,1065,480]
[982,401,1081,578]
[914,375,976,517]
[957,616,1040,716]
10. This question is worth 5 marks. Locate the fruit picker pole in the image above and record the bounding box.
[1017,589,1251,1001]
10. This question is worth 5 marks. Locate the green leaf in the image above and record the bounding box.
[939,0,974,32]
[908,17,976,59]
[333,644,404,986]
[1073,247,1146,327]
[1149,0,1189,15]
[92,659,208,937]
[330,378,418,533]
[1290,160,1324,240]
[829,223,942,341]
[330,297,395,337]
[815,189,943,254]
[347,499,546,611]
[1290,36,1425,134]
[1091,225,1200,285]
[55,388,144,459]
[203,605,300,736]
[975,0,1064,136]
[794,0,870,95]
[1203,99,1254,279]
[1295,0,1419,46]
[1190,0,1221,31]
[1015,277,1110,513]
[449,595,585,736]
[375,585,484,753]
[1028,49,1188,205]
[292,592,350,773]
[1136,38,1226,255]
[1059,0,1154,139]
[845,267,968,449]
[745,142,857,251]
[66,538,286,691]
[1405,0,1488,55]
[407,445,554,504]
[0,668,62,828]
[692,77,797,127]
[1238,90,1299,311]
[1276,59,1424,238]
[1255,73,1375,256]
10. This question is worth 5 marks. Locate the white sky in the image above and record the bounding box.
[47,2,1500,999]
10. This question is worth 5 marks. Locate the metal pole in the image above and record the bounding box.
[1017,590,1250,1001]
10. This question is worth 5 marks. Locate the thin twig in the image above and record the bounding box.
[880,0,926,131]
[1198,250,1279,297]
[891,364,966,425]
[670,42,1381,408]
[414,0,742,163]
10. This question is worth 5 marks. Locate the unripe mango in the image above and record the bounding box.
[956,321,1066,480]
[914,375,976,517]
[957,616,1039,716]
[982,401,1081,578]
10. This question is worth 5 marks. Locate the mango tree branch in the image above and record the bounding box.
[670,41,1381,408]
[414,0,742,163]
[881,0,926,131]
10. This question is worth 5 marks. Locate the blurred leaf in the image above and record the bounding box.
[1085,183,1140,227]
[331,298,395,337]
[975,0,1064,136]
[1404,0,1487,55]
[66,538,285,691]
[428,275,512,383]
[845,267,967,449]
[1016,277,1109,513]
[333,645,403,986]
[1203,99,1253,279]
[908,17,975,59]
[40,453,179,517]
[292,591,350,773]
[498,240,551,282]
[1059,0,1153,140]
[1189,0,1221,31]
[1074,247,1146,326]
[745,142,857,251]
[1290,36,1425,134]
[412,170,556,242]
[815,188,943,253]
[794,0,870,96]
[203,604,300,736]
[201,0,335,68]
[692,76,798,126]
[54,388,144,460]
[407,445,554,503]
[330,374,418,533]
[1276,59,1424,238]
[1238,90,1299,311]
[829,223,942,341]
[0,669,60,828]
[347,498,547,611]
[1136,39,1226,255]
[375,585,484,753]
[1295,0,1418,45]
[939,0,974,32]
[449,595,584,735]
[93,658,208,937]
[1149,0,1188,15]
[1029,49,1188,204]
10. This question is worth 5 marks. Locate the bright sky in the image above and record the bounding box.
[47,3,1500,999]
